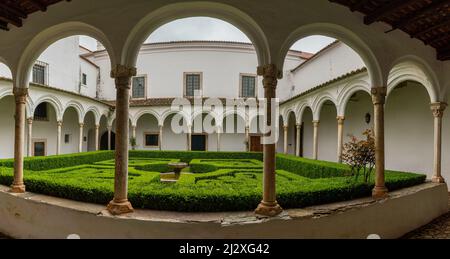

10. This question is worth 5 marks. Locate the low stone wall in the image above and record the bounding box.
[0,182,447,239]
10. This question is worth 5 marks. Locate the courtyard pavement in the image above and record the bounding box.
[402,194,450,239]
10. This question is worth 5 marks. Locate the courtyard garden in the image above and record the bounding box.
[0,150,426,212]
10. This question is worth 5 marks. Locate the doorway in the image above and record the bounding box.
[250,135,263,152]
[191,134,207,151]
[33,139,46,157]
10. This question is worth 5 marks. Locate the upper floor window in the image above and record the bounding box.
[34,103,48,121]
[184,73,202,97]
[32,61,48,85]
[240,75,256,98]
[82,73,87,85]
[132,76,146,99]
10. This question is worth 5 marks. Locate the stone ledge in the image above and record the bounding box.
[0,182,447,238]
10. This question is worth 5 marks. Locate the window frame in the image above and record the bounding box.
[32,139,47,157]
[82,73,87,86]
[239,73,258,98]
[33,103,49,121]
[64,134,70,144]
[143,132,160,148]
[183,72,203,98]
[131,74,147,100]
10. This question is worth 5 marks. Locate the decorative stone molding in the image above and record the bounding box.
[111,64,137,90]
[337,116,345,124]
[95,124,100,129]
[430,102,447,118]
[312,120,320,126]
[57,121,63,127]
[13,87,28,104]
[257,64,280,89]
[79,123,85,127]
[371,86,387,105]
[296,123,301,129]
[27,118,33,125]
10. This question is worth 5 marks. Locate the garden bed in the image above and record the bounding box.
[0,151,426,212]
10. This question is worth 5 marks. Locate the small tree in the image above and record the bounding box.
[341,129,375,183]
[130,137,137,150]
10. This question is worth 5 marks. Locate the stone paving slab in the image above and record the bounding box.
[403,194,450,239]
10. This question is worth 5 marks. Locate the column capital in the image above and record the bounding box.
[131,125,137,129]
[27,118,33,124]
[79,122,84,127]
[13,87,28,104]
[283,125,288,130]
[57,120,63,127]
[107,126,112,131]
[337,116,345,124]
[95,124,100,129]
[257,64,279,89]
[296,123,301,128]
[110,64,137,79]
[371,86,387,105]
[430,102,447,118]
[312,120,320,126]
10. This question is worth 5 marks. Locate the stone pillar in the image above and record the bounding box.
[312,120,319,160]
[245,126,250,152]
[11,88,28,193]
[107,126,112,150]
[107,64,136,215]
[255,64,283,217]
[283,125,288,154]
[217,127,221,151]
[295,123,301,156]
[187,130,192,151]
[371,86,388,199]
[95,124,100,151]
[159,125,163,151]
[431,102,447,183]
[27,118,33,157]
[78,123,84,153]
[337,116,345,163]
[131,125,136,150]
[56,121,62,155]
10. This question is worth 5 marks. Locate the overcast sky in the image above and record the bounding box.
[80,17,335,53]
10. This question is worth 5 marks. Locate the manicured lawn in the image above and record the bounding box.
[0,151,426,212]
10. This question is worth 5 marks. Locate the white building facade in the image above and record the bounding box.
[0,37,448,186]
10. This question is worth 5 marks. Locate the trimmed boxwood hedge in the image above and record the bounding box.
[190,159,263,173]
[0,150,427,212]
[129,150,263,163]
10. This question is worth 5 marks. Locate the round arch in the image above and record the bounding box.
[122,1,270,67]
[161,110,191,126]
[277,23,383,87]
[133,109,162,126]
[33,95,64,121]
[387,56,439,102]
[64,101,85,123]
[282,108,297,127]
[337,80,371,117]
[312,94,337,121]
[296,102,314,124]
[15,21,116,89]
[84,107,101,125]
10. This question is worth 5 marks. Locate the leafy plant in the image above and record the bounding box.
[130,137,137,150]
[341,129,375,183]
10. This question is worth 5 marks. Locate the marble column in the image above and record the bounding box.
[371,86,388,199]
[107,126,112,150]
[283,125,288,154]
[295,123,301,156]
[337,116,345,163]
[11,87,28,193]
[27,118,33,157]
[107,64,136,215]
[131,125,136,150]
[245,126,250,151]
[95,124,100,151]
[187,129,192,151]
[56,121,62,155]
[431,102,447,183]
[78,123,84,153]
[312,120,319,160]
[159,125,163,151]
[217,127,221,151]
[254,64,283,217]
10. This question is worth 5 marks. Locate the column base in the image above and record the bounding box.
[107,200,134,215]
[432,176,446,183]
[255,201,283,217]
[372,186,389,200]
[10,184,26,193]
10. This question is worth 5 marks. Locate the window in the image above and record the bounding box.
[33,140,46,157]
[32,61,48,85]
[82,73,87,85]
[132,76,146,99]
[33,103,48,121]
[64,134,70,143]
[240,75,256,98]
[184,73,202,97]
[144,133,159,147]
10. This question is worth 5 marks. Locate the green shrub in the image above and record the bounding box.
[276,153,351,178]
[190,159,262,173]
[129,150,262,163]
